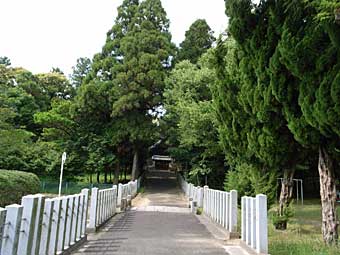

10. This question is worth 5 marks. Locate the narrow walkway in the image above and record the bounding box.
[73,170,248,255]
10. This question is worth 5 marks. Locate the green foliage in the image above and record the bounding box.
[70,57,92,88]
[35,0,176,181]
[0,170,40,207]
[178,19,215,64]
[224,163,277,206]
[164,51,225,188]
[272,201,295,228]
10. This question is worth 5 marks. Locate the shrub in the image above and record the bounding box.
[0,170,40,207]
[224,163,277,207]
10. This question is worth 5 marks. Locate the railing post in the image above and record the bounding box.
[39,198,54,254]
[225,192,230,230]
[245,197,251,245]
[64,195,74,249]
[241,196,246,242]
[0,207,6,254]
[203,186,208,212]
[214,190,217,222]
[256,194,268,254]
[97,191,102,226]
[57,196,69,252]
[220,192,223,226]
[197,187,203,208]
[1,204,23,255]
[76,194,84,241]
[229,190,238,233]
[113,185,117,214]
[117,184,123,211]
[81,189,89,237]
[207,189,212,217]
[32,194,45,255]
[251,197,257,249]
[18,195,39,255]
[88,187,98,230]
[221,192,226,228]
[48,198,62,255]
[71,195,80,245]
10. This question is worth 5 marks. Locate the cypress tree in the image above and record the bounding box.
[269,0,340,243]
[223,0,309,229]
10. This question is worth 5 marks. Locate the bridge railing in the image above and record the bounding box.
[88,179,139,231]
[0,189,89,255]
[241,195,268,254]
[204,187,238,233]
[178,174,268,254]
[178,174,238,233]
[0,177,142,254]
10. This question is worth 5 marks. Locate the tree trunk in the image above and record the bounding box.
[104,171,107,184]
[276,168,295,230]
[89,173,93,184]
[114,161,120,185]
[318,146,338,244]
[131,148,139,180]
[96,172,100,184]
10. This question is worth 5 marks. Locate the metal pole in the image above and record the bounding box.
[301,180,304,205]
[296,180,299,203]
[58,152,67,197]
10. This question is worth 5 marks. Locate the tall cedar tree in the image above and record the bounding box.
[177,19,215,64]
[71,0,141,183]
[112,0,175,179]
[79,0,175,180]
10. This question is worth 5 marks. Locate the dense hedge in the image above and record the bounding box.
[0,170,40,207]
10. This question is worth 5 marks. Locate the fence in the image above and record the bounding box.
[178,175,238,233]
[88,179,139,231]
[0,176,142,254]
[40,181,118,195]
[178,174,268,255]
[241,195,268,254]
[0,189,89,255]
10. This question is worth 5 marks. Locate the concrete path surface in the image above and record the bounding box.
[72,170,251,255]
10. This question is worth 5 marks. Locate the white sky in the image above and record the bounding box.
[0,0,227,76]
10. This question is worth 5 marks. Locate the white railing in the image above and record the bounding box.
[88,186,117,230]
[88,179,139,231]
[0,176,143,254]
[0,189,89,255]
[204,187,238,233]
[241,195,268,254]
[178,174,238,233]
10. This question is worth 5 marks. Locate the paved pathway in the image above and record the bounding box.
[73,170,250,255]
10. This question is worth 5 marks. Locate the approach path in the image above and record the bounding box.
[73,170,249,255]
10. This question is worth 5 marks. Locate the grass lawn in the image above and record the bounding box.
[268,199,340,255]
